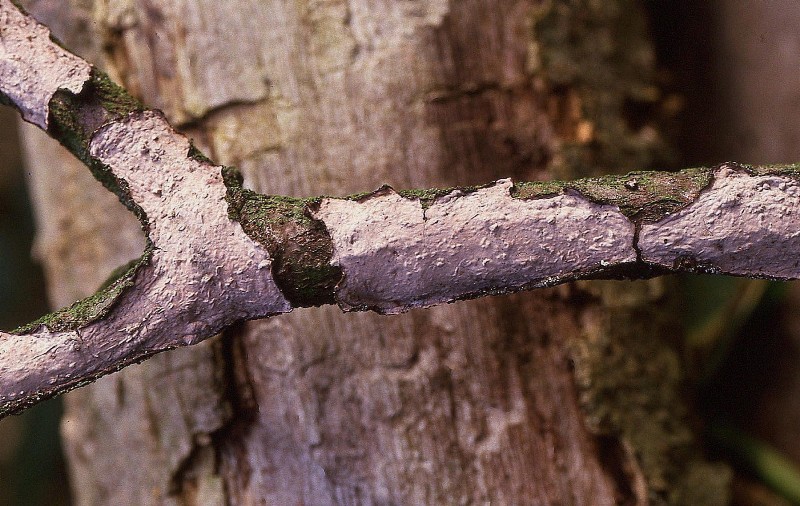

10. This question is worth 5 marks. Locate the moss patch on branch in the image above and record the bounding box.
[570,167,713,222]
[395,185,481,209]
[513,167,713,222]
[742,161,800,179]
[12,247,152,334]
[47,67,148,225]
[222,166,341,307]
[7,68,155,335]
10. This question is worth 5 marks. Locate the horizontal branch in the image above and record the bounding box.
[2,0,800,417]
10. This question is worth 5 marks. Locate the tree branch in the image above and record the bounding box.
[1,0,799,417]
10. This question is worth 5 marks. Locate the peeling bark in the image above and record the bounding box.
[3,0,736,503]
[0,1,90,127]
[2,44,798,414]
[316,179,637,312]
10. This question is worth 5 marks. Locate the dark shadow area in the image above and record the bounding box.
[645,1,723,167]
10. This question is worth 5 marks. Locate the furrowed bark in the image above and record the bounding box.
[0,0,798,427]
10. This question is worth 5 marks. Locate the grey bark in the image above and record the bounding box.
[16,1,729,504]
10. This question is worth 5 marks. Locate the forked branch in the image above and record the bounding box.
[1,0,799,417]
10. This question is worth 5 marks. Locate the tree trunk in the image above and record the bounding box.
[19,1,727,504]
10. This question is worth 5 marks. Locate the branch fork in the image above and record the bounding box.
[1,0,799,416]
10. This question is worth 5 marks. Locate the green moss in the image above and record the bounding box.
[242,193,317,228]
[47,68,148,225]
[396,185,480,209]
[742,161,800,179]
[513,163,800,225]
[221,166,339,307]
[89,69,144,116]
[97,257,145,290]
[187,142,215,165]
[12,246,152,334]
[319,184,476,208]
[339,189,375,202]
[220,166,245,197]
[222,166,320,229]
[570,167,713,222]
[510,180,567,199]
[512,167,713,223]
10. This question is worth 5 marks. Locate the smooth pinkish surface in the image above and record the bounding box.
[639,166,800,278]
[316,180,637,312]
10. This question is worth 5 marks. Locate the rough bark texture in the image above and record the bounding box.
[17,0,729,504]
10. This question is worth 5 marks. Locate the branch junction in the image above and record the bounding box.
[1,0,799,417]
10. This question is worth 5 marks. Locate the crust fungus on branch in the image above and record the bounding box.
[1,0,800,417]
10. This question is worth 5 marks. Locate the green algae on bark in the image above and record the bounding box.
[513,167,713,222]
[11,248,152,334]
[47,67,147,224]
[221,166,340,307]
